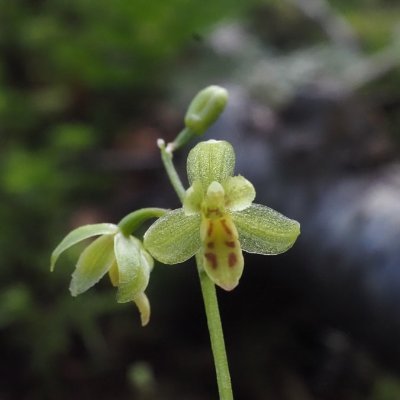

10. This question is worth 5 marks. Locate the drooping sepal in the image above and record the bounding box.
[69,234,115,296]
[114,233,151,303]
[200,215,244,291]
[231,204,300,255]
[50,223,118,271]
[133,292,151,326]
[144,208,201,264]
[187,140,235,187]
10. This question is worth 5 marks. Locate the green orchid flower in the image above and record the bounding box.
[50,224,153,326]
[144,140,300,291]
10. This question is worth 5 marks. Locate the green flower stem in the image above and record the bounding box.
[158,140,234,399]
[196,253,234,400]
[118,208,167,236]
[170,127,197,151]
[158,139,186,202]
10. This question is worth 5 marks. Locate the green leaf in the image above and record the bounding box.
[50,223,118,271]
[187,140,235,187]
[114,233,150,303]
[144,208,201,264]
[69,234,115,296]
[232,204,300,255]
[224,175,255,212]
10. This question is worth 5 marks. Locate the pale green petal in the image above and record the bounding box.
[69,234,115,296]
[141,248,154,272]
[232,204,300,255]
[183,180,203,215]
[108,261,119,287]
[224,175,256,212]
[187,140,235,187]
[144,209,201,264]
[114,233,150,303]
[50,223,118,271]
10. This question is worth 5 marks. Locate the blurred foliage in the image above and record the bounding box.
[1,0,400,398]
[0,0,259,90]
[345,7,400,50]
[372,375,400,400]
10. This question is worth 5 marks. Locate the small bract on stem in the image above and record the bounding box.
[50,85,300,400]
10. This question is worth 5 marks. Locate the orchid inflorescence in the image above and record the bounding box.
[50,85,300,328]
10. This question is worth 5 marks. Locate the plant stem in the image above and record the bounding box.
[196,253,234,400]
[158,139,234,399]
[170,127,197,151]
[118,207,167,236]
[158,139,186,202]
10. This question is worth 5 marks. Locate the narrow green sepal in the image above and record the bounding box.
[231,204,300,255]
[69,234,115,296]
[187,140,235,188]
[184,85,228,135]
[51,223,118,271]
[114,233,151,303]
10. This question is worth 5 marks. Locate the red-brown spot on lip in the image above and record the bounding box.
[207,242,215,249]
[205,252,218,269]
[220,219,232,236]
[207,221,214,236]
[228,253,237,268]
[225,241,235,248]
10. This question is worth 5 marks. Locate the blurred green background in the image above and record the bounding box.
[1,0,400,399]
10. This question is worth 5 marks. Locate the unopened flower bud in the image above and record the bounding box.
[184,86,228,135]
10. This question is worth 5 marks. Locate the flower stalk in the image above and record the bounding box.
[158,139,235,400]
[157,139,186,202]
[118,208,167,236]
[196,254,233,400]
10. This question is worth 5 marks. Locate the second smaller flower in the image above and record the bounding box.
[51,223,153,325]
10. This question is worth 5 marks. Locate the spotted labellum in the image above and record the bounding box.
[144,140,300,290]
